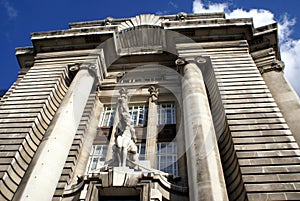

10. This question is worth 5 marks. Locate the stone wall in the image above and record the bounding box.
[201,40,300,200]
[0,62,69,200]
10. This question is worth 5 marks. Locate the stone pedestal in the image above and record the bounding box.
[139,160,151,168]
[112,167,135,186]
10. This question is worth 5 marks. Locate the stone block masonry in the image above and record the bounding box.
[0,63,69,200]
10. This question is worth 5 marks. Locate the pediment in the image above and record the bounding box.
[118,14,166,31]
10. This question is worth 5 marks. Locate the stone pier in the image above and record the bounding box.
[14,67,96,201]
[181,60,228,201]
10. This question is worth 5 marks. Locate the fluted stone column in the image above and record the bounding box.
[145,86,159,168]
[14,65,97,201]
[180,58,228,201]
[260,61,300,144]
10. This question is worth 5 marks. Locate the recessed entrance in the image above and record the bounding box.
[100,196,139,201]
[98,187,140,201]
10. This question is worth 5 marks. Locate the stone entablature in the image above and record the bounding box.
[69,12,226,29]
[251,48,285,74]
[16,12,279,69]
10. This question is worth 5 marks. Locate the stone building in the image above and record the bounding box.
[0,12,300,201]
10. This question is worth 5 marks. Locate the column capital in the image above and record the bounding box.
[175,56,207,66]
[194,56,207,64]
[68,63,80,72]
[186,57,207,64]
[175,58,186,66]
[68,62,98,82]
[80,62,97,70]
[68,62,97,72]
[148,85,159,103]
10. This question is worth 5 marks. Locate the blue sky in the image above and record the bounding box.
[1,0,299,96]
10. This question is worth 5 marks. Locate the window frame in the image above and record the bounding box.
[156,142,178,176]
[158,103,176,125]
[128,104,148,126]
[136,143,146,160]
[86,144,108,173]
[100,104,148,127]
[100,107,116,127]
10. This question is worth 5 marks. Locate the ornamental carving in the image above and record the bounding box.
[148,85,159,103]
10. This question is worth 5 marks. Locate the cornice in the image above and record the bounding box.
[15,12,281,68]
[68,12,226,29]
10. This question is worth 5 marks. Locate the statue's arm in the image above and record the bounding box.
[130,127,137,143]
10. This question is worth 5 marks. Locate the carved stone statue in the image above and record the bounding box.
[113,88,138,167]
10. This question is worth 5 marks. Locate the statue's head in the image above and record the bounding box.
[119,87,128,97]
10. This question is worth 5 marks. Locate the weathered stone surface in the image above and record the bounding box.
[181,61,228,201]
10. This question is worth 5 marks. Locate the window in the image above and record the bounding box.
[86,144,107,173]
[136,143,146,160]
[156,142,178,176]
[158,103,176,124]
[144,76,164,82]
[100,107,115,127]
[86,143,145,173]
[100,105,147,127]
[120,78,142,83]
[128,105,148,126]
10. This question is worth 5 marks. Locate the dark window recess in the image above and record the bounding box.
[134,126,147,143]
[249,36,264,46]
[97,126,147,143]
[157,124,176,142]
[100,197,139,201]
[85,35,102,43]
[95,127,113,144]
[99,187,140,201]
[177,29,195,37]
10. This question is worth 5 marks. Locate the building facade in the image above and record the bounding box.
[1,12,300,201]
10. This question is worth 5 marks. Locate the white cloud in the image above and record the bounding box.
[280,30,300,95]
[193,0,300,96]
[277,15,296,43]
[193,0,275,28]
[226,9,275,28]
[193,0,227,13]
[1,0,18,19]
